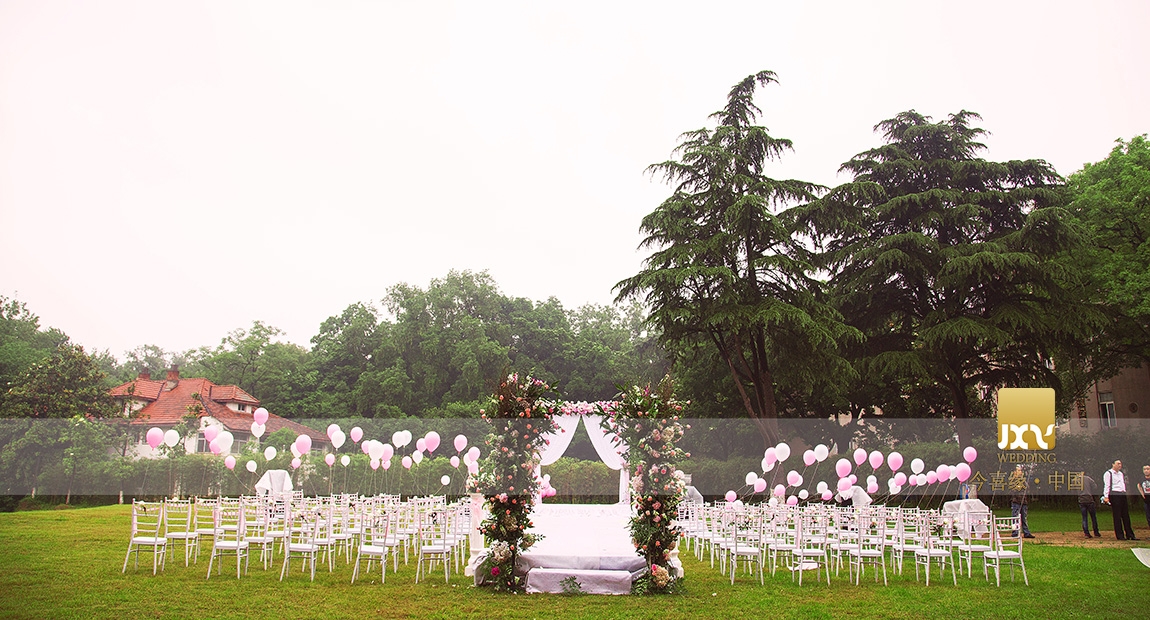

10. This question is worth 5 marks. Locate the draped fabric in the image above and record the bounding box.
[539,415,583,466]
[536,414,630,503]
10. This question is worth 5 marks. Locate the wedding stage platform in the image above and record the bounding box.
[518,503,646,594]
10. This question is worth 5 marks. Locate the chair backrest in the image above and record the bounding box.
[992,515,1023,552]
[132,500,165,538]
[361,503,390,547]
[214,498,246,544]
[193,497,219,533]
[241,496,267,539]
[164,499,192,536]
[959,510,993,544]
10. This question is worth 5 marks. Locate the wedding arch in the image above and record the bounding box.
[537,402,629,503]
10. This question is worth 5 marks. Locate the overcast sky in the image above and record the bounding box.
[2,1,1147,359]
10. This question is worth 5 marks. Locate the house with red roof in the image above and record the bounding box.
[109,365,327,458]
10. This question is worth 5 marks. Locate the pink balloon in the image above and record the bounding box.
[821,490,834,501]
[402,456,412,470]
[325,453,336,467]
[764,447,777,466]
[963,446,978,463]
[383,459,391,470]
[773,484,786,497]
[894,472,907,486]
[926,472,938,484]
[424,431,440,453]
[349,427,363,443]
[370,458,380,470]
[253,407,269,425]
[786,496,798,506]
[853,448,867,466]
[955,462,972,482]
[835,458,852,478]
[415,437,427,452]
[296,434,312,454]
[291,457,301,469]
[849,474,857,485]
[454,434,468,453]
[209,438,222,455]
[467,446,481,462]
[787,471,802,487]
[937,464,950,482]
[450,456,460,468]
[866,481,879,494]
[467,461,479,475]
[224,455,236,470]
[361,441,371,455]
[753,478,767,493]
[868,450,884,470]
[145,427,164,449]
[837,477,852,492]
[203,426,219,442]
[326,424,339,439]
[803,450,816,467]
[381,444,394,462]
[887,452,903,471]
[908,476,918,487]
[725,490,737,502]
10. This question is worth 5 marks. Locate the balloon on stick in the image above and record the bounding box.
[416,438,427,452]
[745,472,758,486]
[163,429,180,448]
[251,422,265,438]
[291,457,301,469]
[868,450,884,470]
[203,426,219,442]
[412,451,424,465]
[853,448,867,466]
[440,475,450,486]
[350,427,363,443]
[296,434,312,454]
[331,431,346,450]
[450,456,460,468]
[887,452,903,471]
[803,450,816,467]
[246,460,257,473]
[963,446,978,463]
[224,455,236,470]
[835,458,852,478]
[911,458,925,474]
[341,455,351,467]
[402,456,413,470]
[253,407,269,425]
[146,427,164,449]
[775,443,791,462]
[955,462,972,482]
[424,431,440,453]
[754,478,767,493]
[325,453,336,467]
[454,434,468,453]
[264,446,277,461]
[814,444,829,462]
[725,490,737,502]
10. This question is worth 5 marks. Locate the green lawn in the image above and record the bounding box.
[0,505,1144,619]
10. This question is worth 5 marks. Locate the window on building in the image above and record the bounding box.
[237,404,247,412]
[196,434,209,453]
[1099,392,1117,428]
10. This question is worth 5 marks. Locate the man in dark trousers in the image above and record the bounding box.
[1080,473,1102,538]
[1102,460,1138,541]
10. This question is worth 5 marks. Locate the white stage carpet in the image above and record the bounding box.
[518,503,646,574]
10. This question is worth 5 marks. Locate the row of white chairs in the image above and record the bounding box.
[679,502,1027,587]
[122,494,471,584]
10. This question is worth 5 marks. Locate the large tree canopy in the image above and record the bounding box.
[617,71,858,446]
[803,110,1099,444]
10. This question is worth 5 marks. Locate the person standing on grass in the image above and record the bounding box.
[1140,465,1150,529]
[1009,465,1035,538]
[1102,460,1138,541]
[1080,473,1101,538]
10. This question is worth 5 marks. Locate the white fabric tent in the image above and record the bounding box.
[254,469,293,495]
[537,414,629,503]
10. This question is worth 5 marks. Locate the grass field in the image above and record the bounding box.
[0,504,1145,619]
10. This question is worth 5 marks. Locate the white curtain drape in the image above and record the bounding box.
[581,415,629,504]
[535,414,630,504]
[539,414,582,466]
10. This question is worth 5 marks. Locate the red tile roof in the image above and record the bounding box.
[108,376,326,443]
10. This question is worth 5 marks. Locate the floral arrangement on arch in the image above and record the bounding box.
[600,376,688,593]
[474,372,560,592]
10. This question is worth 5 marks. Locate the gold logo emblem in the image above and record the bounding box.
[997,388,1055,450]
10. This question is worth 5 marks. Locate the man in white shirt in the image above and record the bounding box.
[1103,460,1138,541]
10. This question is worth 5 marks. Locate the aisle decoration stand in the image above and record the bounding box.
[601,377,687,593]
[474,373,559,592]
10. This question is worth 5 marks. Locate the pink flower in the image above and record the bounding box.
[491,566,501,576]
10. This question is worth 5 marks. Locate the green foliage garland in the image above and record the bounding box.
[601,377,687,593]
[475,373,559,592]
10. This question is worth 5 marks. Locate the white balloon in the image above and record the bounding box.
[412,450,424,464]
[775,443,791,462]
[745,471,758,486]
[290,444,301,458]
[331,430,346,450]
[392,431,404,447]
[245,460,257,473]
[911,458,925,474]
[340,454,351,467]
[440,475,450,486]
[217,431,234,454]
[798,489,809,500]
[816,481,829,493]
[814,444,829,461]
[264,446,277,461]
[163,429,180,448]
[250,422,265,438]
[368,440,385,461]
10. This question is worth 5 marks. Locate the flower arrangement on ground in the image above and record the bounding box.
[474,372,559,592]
[601,376,688,594]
